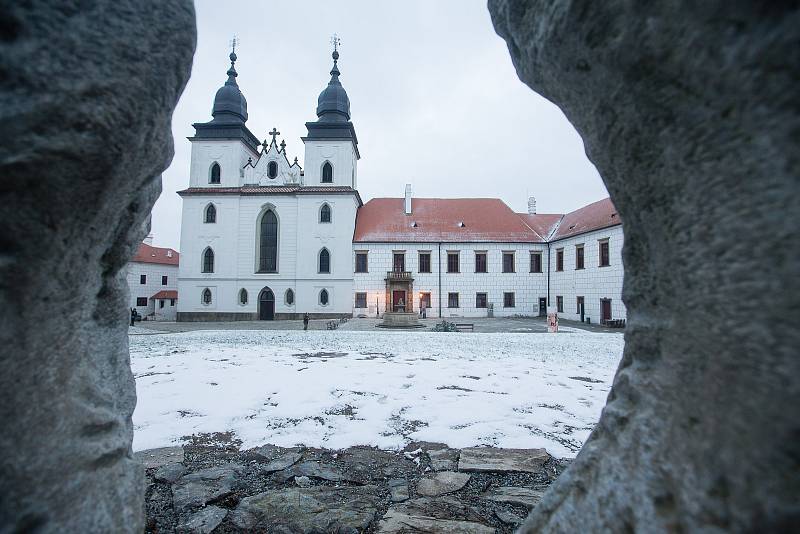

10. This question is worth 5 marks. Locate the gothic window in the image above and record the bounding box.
[267,161,278,179]
[239,288,248,305]
[258,210,278,273]
[322,161,333,183]
[319,289,329,306]
[319,248,330,274]
[202,288,212,305]
[285,288,295,305]
[202,247,214,273]
[205,204,216,223]
[320,203,331,223]
[210,162,221,184]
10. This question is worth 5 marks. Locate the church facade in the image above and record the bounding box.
[177,48,626,324]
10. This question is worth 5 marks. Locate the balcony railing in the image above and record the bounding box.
[386,270,413,281]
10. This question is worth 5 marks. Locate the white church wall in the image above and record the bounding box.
[302,140,357,187]
[548,225,626,323]
[189,140,257,188]
[352,242,550,318]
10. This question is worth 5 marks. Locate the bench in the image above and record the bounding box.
[602,319,626,328]
[326,320,339,330]
[455,323,474,332]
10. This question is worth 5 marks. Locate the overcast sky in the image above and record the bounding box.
[151,0,607,250]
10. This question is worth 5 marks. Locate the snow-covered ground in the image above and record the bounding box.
[130,329,623,458]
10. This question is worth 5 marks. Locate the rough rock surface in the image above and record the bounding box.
[176,505,227,534]
[482,486,545,509]
[417,471,472,496]
[137,446,186,469]
[489,1,800,531]
[0,1,194,532]
[459,447,549,473]
[172,464,241,514]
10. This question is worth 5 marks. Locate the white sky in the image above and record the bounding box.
[151,0,607,250]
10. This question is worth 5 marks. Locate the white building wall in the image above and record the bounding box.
[126,262,178,320]
[353,242,549,318]
[302,140,357,187]
[189,140,258,188]
[548,225,626,323]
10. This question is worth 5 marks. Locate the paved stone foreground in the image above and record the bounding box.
[138,434,568,533]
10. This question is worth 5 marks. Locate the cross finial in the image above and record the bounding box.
[280,139,286,152]
[230,35,239,54]
[268,127,280,144]
[330,33,341,53]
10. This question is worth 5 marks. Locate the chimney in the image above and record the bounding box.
[527,196,537,215]
[143,233,154,246]
[404,184,412,215]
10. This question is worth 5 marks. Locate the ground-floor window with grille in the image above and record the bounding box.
[503,292,515,308]
[556,295,563,313]
[476,292,488,308]
[448,292,459,308]
[354,292,367,308]
[136,297,147,307]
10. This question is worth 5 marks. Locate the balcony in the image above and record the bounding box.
[385,270,413,282]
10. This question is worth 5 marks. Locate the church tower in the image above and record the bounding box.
[302,43,360,188]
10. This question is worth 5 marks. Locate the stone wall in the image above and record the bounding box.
[0,1,195,532]
[489,1,800,531]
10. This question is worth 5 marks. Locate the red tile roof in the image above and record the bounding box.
[132,243,179,266]
[551,198,620,240]
[150,290,178,300]
[517,213,564,241]
[354,198,546,243]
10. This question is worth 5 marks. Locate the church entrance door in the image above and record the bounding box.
[259,288,275,320]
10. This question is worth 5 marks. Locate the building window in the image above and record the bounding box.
[267,160,278,179]
[319,248,331,273]
[319,203,332,223]
[504,292,515,308]
[319,289,329,306]
[140,274,146,284]
[285,288,295,305]
[202,288,212,305]
[556,248,564,272]
[161,275,168,286]
[448,292,459,308]
[476,292,488,308]
[159,299,165,309]
[420,292,431,309]
[393,252,405,272]
[530,251,542,273]
[204,204,216,223]
[355,252,368,273]
[239,288,248,305]
[475,252,487,273]
[170,299,175,306]
[599,239,610,267]
[577,296,584,314]
[447,252,460,273]
[136,297,148,307]
[576,244,585,270]
[202,247,215,273]
[502,252,515,273]
[355,292,367,308]
[209,162,221,184]
[322,161,333,183]
[258,209,278,273]
[418,252,431,273]
[556,295,564,313]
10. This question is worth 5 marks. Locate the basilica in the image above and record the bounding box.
[176,47,626,324]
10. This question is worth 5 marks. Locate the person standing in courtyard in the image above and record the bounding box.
[130,308,135,327]
[303,312,309,331]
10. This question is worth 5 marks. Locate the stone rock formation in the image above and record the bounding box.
[488,1,800,531]
[0,1,195,531]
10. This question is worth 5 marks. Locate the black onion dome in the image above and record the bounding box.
[316,50,350,122]
[211,51,248,123]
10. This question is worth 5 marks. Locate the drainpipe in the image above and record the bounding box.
[546,242,551,306]
[438,242,442,318]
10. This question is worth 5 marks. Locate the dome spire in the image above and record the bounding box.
[315,34,351,122]
[210,36,248,124]
[226,35,239,86]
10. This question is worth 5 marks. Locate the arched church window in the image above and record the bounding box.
[320,203,331,223]
[319,248,330,274]
[210,162,221,184]
[202,247,215,273]
[239,288,248,305]
[268,161,278,179]
[202,288,212,305]
[258,209,278,273]
[285,288,294,305]
[322,161,333,183]
[319,289,329,306]
[204,204,216,223]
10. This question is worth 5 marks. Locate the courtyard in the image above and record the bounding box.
[130,321,623,458]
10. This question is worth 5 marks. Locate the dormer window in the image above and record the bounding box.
[457,221,466,228]
[322,161,333,183]
[210,162,221,184]
[267,161,278,179]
